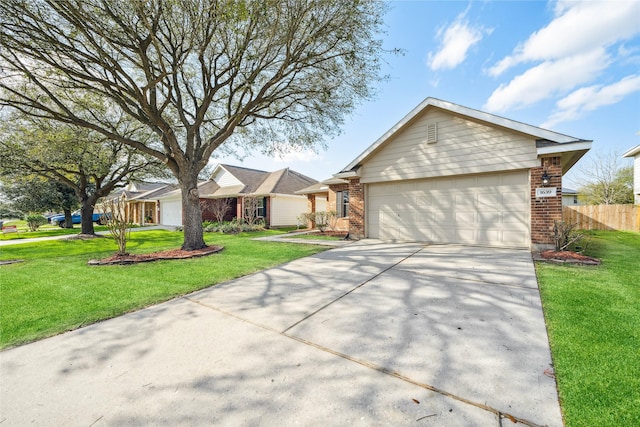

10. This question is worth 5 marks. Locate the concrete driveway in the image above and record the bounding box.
[0,241,561,426]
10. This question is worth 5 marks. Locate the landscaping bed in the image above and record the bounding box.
[88,245,223,265]
[536,250,601,265]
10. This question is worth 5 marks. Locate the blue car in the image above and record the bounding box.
[50,210,110,227]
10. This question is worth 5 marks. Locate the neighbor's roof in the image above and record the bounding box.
[337,97,592,176]
[199,164,318,198]
[296,177,349,195]
[623,144,640,158]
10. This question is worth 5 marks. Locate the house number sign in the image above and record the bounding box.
[535,187,557,197]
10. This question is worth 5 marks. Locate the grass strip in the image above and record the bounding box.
[0,229,327,349]
[536,230,640,426]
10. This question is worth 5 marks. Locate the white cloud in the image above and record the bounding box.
[484,48,610,112]
[541,74,640,128]
[488,1,639,76]
[427,11,490,71]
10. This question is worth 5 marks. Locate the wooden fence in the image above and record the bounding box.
[563,204,639,232]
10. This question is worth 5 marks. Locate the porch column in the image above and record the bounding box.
[348,178,364,239]
[307,194,316,228]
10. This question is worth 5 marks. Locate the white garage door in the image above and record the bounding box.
[160,199,183,226]
[367,171,530,248]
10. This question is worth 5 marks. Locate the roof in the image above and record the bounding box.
[623,144,640,158]
[200,164,318,198]
[112,181,173,201]
[337,97,591,176]
[562,188,578,195]
[296,177,349,195]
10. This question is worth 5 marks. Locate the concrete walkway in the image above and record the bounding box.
[0,225,177,247]
[0,241,561,426]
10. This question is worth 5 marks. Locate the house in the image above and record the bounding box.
[157,164,318,227]
[562,188,581,206]
[110,181,174,225]
[300,97,591,249]
[622,144,640,204]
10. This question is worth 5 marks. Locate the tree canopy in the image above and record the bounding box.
[0,0,388,249]
[577,151,634,205]
[0,113,162,233]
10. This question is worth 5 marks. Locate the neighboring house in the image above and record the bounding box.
[300,97,591,249]
[110,181,174,225]
[622,144,640,204]
[157,164,318,227]
[562,188,581,206]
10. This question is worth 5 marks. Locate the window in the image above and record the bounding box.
[336,190,349,218]
[244,197,266,218]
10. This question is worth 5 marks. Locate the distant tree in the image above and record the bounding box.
[0,114,163,234]
[0,176,78,226]
[0,0,388,249]
[578,151,633,205]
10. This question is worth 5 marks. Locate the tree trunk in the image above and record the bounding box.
[63,208,73,228]
[79,197,96,235]
[180,175,206,250]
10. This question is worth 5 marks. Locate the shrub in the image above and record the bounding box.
[25,214,47,231]
[102,195,132,255]
[203,218,265,234]
[553,220,590,252]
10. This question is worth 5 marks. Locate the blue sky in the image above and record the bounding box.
[211,0,640,189]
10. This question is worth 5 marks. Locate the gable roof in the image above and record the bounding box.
[623,144,640,158]
[337,97,591,176]
[200,164,318,198]
[112,181,173,201]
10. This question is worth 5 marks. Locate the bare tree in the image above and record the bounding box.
[242,196,262,227]
[208,198,232,223]
[0,0,388,250]
[577,150,634,205]
[102,194,132,256]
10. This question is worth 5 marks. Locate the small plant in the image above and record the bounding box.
[103,194,133,255]
[314,211,328,232]
[326,210,338,232]
[25,214,47,231]
[553,220,587,252]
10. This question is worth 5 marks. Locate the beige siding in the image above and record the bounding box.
[316,197,327,212]
[634,156,640,203]
[213,168,242,187]
[360,108,539,183]
[271,195,309,227]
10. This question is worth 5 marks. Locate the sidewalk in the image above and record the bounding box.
[0,225,177,247]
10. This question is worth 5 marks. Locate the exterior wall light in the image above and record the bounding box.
[541,171,551,186]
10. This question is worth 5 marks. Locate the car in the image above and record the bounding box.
[50,210,110,227]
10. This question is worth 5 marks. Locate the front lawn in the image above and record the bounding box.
[0,230,328,349]
[536,231,640,426]
[1,219,110,240]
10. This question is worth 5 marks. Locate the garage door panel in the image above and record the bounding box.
[367,171,530,248]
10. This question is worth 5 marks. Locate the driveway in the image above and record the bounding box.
[0,241,561,426]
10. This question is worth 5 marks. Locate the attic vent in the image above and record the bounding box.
[426,122,438,144]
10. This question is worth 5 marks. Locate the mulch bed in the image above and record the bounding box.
[88,245,223,266]
[537,250,601,266]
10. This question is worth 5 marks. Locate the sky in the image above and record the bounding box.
[210,0,640,189]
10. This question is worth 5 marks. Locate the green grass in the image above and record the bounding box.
[1,219,110,240]
[0,229,327,349]
[536,230,640,427]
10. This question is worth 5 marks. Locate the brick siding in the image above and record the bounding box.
[531,156,563,247]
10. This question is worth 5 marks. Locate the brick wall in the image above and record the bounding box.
[531,156,563,247]
[348,178,364,238]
